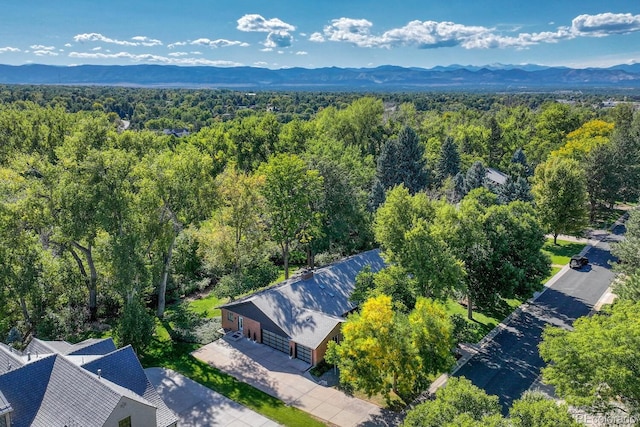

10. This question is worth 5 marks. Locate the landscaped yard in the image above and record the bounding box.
[140,320,327,427]
[542,238,586,266]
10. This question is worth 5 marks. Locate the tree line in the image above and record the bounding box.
[1,92,639,358]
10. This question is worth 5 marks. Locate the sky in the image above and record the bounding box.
[1,1,640,69]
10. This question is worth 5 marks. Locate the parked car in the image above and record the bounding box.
[570,255,589,269]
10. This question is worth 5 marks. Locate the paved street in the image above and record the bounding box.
[453,225,625,412]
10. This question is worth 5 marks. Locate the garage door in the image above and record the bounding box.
[295,344,312,364]
[262,329,289,354]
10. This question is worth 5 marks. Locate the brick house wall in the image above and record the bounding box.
[312,322,343,365]
[220,308,262,342]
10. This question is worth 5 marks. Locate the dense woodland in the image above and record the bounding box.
[1,87,639,400]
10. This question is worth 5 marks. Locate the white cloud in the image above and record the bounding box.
[131,36,163,46]
[0,47,20,53]
[167,41,187,48]
[168,52,189,57]
[33,50,59,56]
[65,43,72,47]
[264,32,293,48]
[261,47,273,52]
[571,13,640,36]
[309,32,325,42]
[190,51,202,55]
[318,12,640,51]
[237,14,296,50]
[254,61,269,67]
[190,38,250,48]
[92,46,102,51]
[68,50,242,66]
[73,33,163,47]
[295,51,308,55]
[30,44,55,50]
[237,14,295,33]
[323,18,376,46]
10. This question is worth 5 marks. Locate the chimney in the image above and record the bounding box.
[301,268,314,280]
[97,369,102,379]
[27,352,31,361]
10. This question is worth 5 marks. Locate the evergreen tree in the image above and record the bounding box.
[465,161,486,193]
[369,126,428,209]
[487,116,503,167]
[509,147,532,178]
[435,136,460,185]
[453,172,467,202]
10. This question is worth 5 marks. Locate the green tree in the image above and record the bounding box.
[465,161,486,193]
[258,153,323,279]
[136,143,217,317]
[526,103,580,166]
[532,157,588,245]
[435,136,461,185]
[402,377,503,427]
[370,126,428,209]
[115,296,155,352]
[374,186,464,301]
[539,301,640,416]
[612,210,640,278]
[327,295,454,401]
[509,391,580,427]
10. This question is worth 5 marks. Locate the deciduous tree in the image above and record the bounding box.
[259,153,323,279]
[539,301,640,416]
[532,157,588,245]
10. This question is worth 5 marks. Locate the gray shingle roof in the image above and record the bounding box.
[83,346,179,427]
[25,337,117,357]
[0,390,11,416]
[67,337,117,356]
[0,338,177,427]
[0,343,23,374]
[31,355,151,427]
[486,167,509,186]
[0,355,54,427]
[222,249,386,349]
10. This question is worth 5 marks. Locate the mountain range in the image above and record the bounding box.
[2,63,640,90]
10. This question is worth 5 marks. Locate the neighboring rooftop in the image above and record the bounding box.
[221,249,386,348]
[486,167,509,186]
[0,338,178,427]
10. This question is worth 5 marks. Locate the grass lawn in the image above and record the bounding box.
[542,238,586,266]
[445,298,522,339]
[140,320,327,427]
[187,292,226,319]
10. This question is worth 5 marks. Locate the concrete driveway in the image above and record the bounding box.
[145,367,280,427]
[192,337,399,427]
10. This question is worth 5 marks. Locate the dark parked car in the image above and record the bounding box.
[570,255,589,269]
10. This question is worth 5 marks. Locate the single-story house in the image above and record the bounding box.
[220,249,386,366]
[0,337,178,427]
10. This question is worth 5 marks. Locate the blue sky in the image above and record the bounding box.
[1,0,640,69]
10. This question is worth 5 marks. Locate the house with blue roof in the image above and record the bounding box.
[220,249,386,366]
[0,337,178,427]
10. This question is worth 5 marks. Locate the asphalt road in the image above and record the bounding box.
[453,224,626,413]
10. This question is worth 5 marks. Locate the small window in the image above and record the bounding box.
[227,311,234,321]
[118,416,131,427]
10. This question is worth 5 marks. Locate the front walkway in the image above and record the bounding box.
[192,337,399,427]
[146,367,280,427]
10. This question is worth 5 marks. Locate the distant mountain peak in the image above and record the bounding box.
[0,63,639,90]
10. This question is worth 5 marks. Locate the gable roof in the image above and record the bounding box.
[0,338,178,427]
[25,337,117,357]
[83,346,178,427]
[0,342,23,374]
[222,249,386,349]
